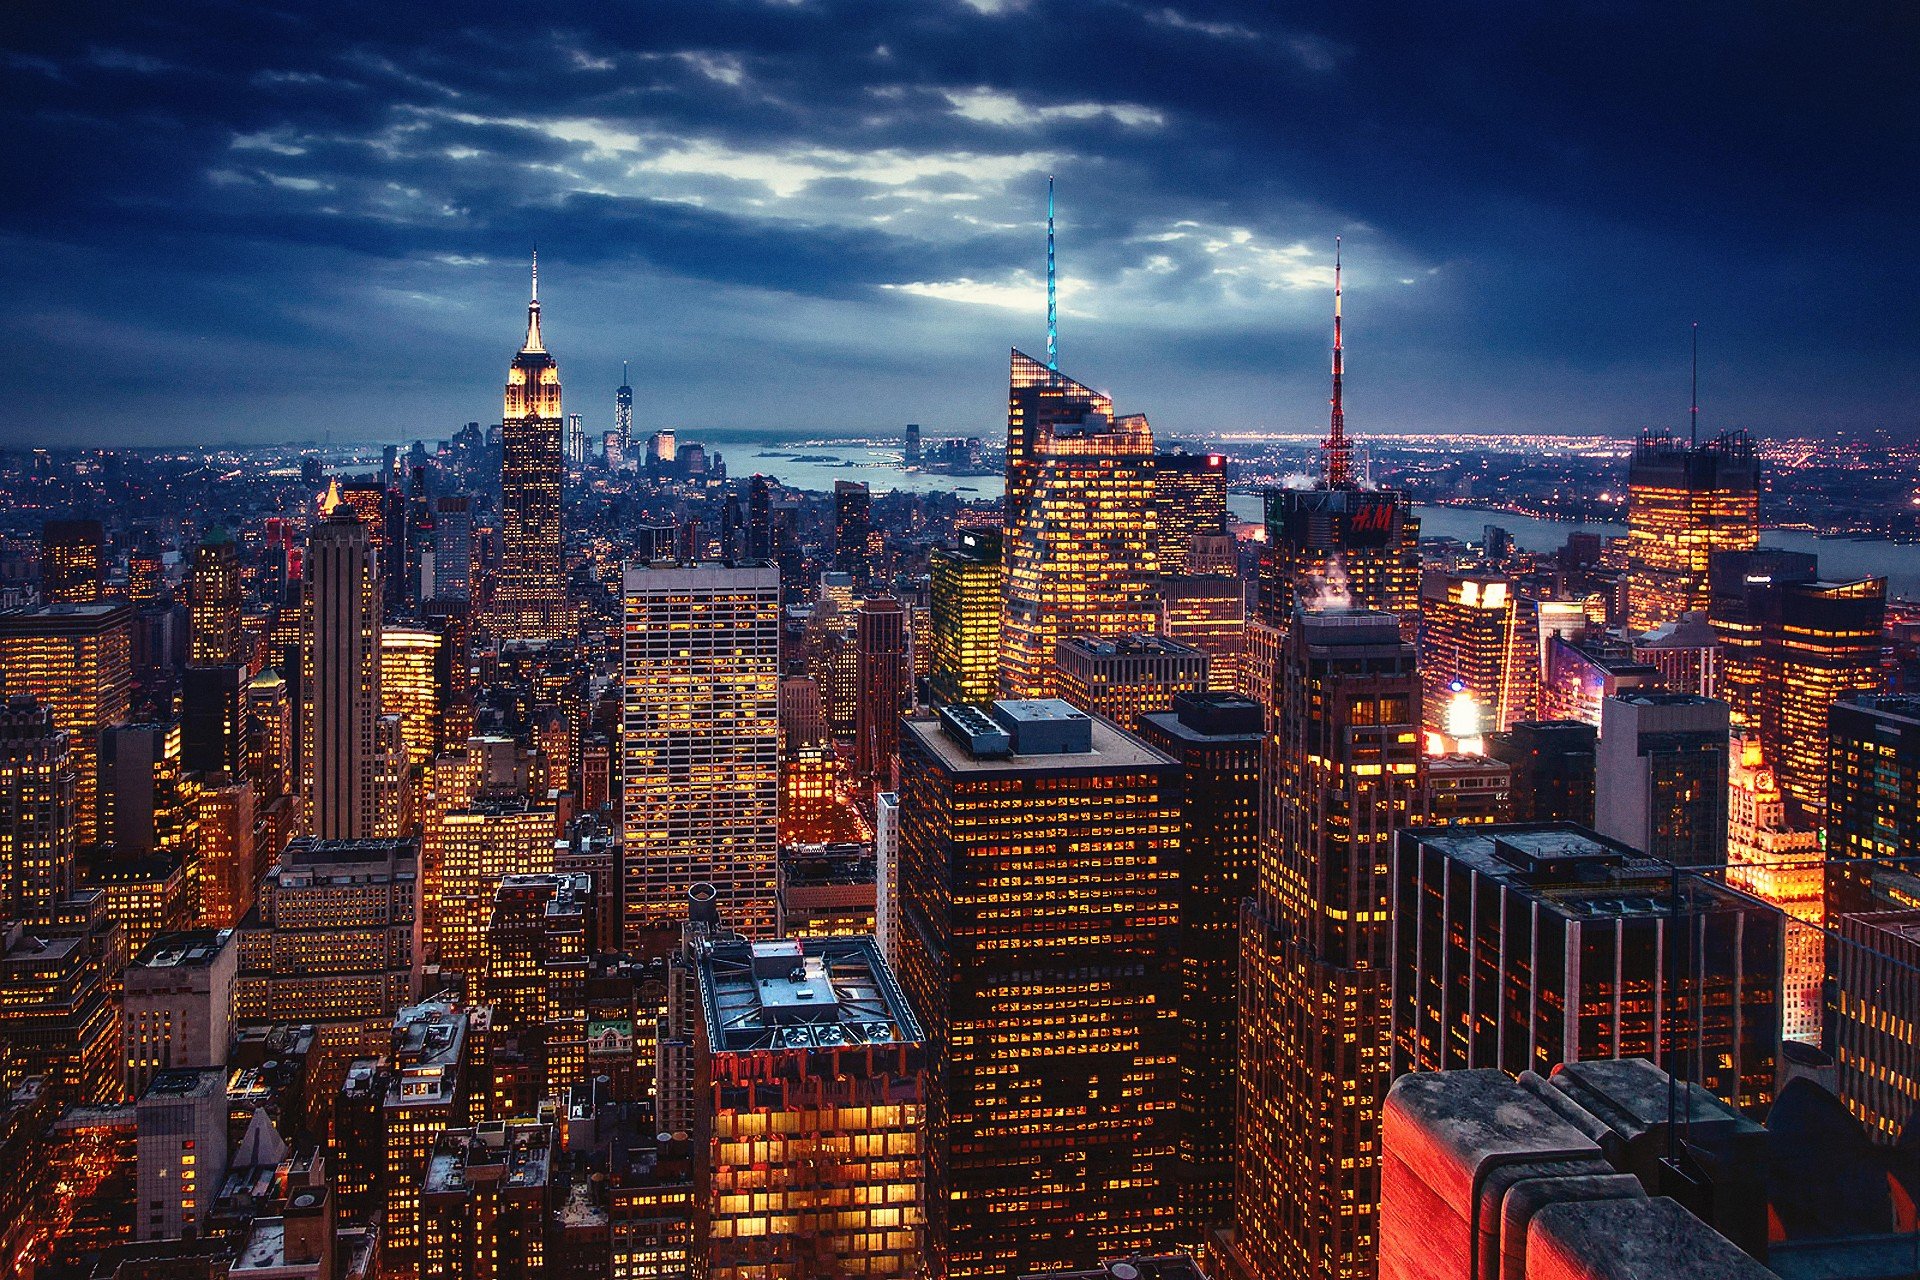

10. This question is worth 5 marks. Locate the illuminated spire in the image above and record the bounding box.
[522,248,545,353]
[1322,236,1354,489]
[1046,175,1057,372]
[320,476,343,516]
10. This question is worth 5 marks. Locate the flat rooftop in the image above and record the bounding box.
[906,708,1172,775]
[1404,824,1758,921]
[423,1121,553,1197]
[143,1066,227,1101]
[697,935,923,1054]
[133,929,231,969]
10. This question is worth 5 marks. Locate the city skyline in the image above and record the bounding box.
[2,3,1917,447]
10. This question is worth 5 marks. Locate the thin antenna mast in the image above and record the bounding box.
[1690,321,1699,447]
[1046,176,1058,372]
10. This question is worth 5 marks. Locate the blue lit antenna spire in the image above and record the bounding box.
[1046,175,1057,371]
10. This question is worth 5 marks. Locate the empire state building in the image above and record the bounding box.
[495,253,567,639]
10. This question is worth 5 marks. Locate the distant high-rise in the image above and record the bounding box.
[833,480,873,585]
[429,495,473,601]
[898,701,1183,1276]
[621,563,780,946]
[0,696,77,917]
[180,662,247,776]
[1136,692,1263,1243]
[1054,633,1210,728]
[1157,570,1246,695]
[302,499,383,841]
[1757,576,1883,816]
[1724,736,1823,1046]
[1626,430,1759,634]
[616,360,633,452]
[928,527,1002,707]
[0,602,132,845]
[423,795,557,975]
[1594,692,1730,867]
[1485,719,1597,826]
[39,519,104,605]
[1153,452,1229,573]
[1708,548,1818,732]
[1222,609,1421,1280]
[1256,247,1419,636]
[379,625,446,768]
[98,720,194,862]
[854,595,909,784]
[496,253,566,640]
[1827,695,1920,918]
[187,529,242,666]
[1002,352,1161,698]
[1391,824,1782,1111]
[1418,574,1531,744]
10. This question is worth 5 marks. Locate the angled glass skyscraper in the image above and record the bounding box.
[1001,350,1160,698]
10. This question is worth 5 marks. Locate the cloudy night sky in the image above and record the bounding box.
[1,1,1916,448]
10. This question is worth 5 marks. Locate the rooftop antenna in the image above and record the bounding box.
[622,359,630,385]
[1322,236,1354,488]
[531,246,539,302]
[1046,175,1058,372]
[1689,321,1699,447]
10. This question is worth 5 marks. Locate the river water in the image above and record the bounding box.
[686,434,1920,601]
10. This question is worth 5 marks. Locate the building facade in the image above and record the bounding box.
[621,563,780,947]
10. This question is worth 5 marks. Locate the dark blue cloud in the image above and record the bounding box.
[0,0,1914,447]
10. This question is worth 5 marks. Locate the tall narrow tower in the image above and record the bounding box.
[1219,609,1420,1280]
[496,252,566,640]
[616,360,633,452]
[302,494,383,840]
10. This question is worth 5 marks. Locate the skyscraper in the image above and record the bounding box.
[1391,824,1782,1111]
[187,529,241,666]
[1766,577,1885,816]
[1418,574,1531,744]
[1594,691,1730,867]
[1157,569,1246,695]
[855,595,909,784]
[1136,692,1263,1244]
[1002,352,1161,698]
[1485,719,1597,826]
[1827,694,1920,918]
[621,563,780,947]
[0,602,132,845]
[380,625,446,768]
[496,254,566,640]
[1054,633,1210,728]
[1153,452,1229,573]
[0,696,77,917]
[1724,736,1823,1046]
[429,495,473,601]
[302,499,383,841]
[1256,247,1420,636]
[616,360,633,453]
[1708,547,1818,734]
[1626,430,1759,635]
[39,519,104,605]
[689,933,928,1278]
[833,480,873,586]
[899,700,1183,1276]
[1220,609,1421,1280]
[928,527,1002,707]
